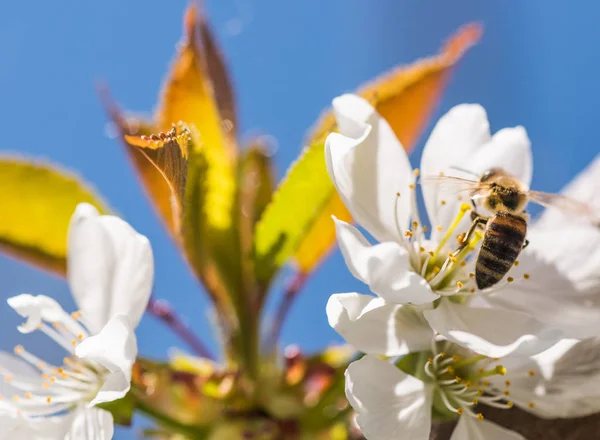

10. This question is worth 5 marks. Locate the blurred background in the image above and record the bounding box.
[0,0,598,437]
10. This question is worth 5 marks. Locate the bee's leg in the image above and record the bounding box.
[522,239,530,249]
[450,215,487,257]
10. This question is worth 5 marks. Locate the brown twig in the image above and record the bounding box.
[146,297,215,360]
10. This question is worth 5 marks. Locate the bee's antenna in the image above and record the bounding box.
[448,165,480,178]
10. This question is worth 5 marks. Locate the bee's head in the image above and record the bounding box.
[480,168,528,213]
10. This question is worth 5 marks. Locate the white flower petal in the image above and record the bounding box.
[66,408,114,440]
[534,153,600,230]
[0,411,75,440]
[423,300,563,358]
[450,415,525,440]
[502,338,600,418]
[67,203,154,333]
[469,126,533,189]
[334,219,439,304]
[420,104,491,233]
[486,227,600,339]
[326,293,433,356]
[346,356,432,440]
[7,294,71,334]
[326,94,413,243]
[75,315,136,406]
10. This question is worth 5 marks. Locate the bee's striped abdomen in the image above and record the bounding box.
[476,211,527,289]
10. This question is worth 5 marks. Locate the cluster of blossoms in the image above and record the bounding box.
[0,204,154,439]
[325,94,600,439]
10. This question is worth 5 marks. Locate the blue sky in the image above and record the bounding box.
[0,0,599,437]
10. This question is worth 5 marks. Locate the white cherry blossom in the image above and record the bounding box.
[346,335,600,440]
[326,94,600,359]
[0,203,154,439]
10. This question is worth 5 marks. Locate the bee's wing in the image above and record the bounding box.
[420,175,491,198]
[528,190,600,226]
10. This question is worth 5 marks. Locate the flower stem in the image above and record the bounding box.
[146,297,215,360]
[269,272,309,347]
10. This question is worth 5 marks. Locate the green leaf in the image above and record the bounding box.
[253,142,329,281]
[0,157,108,276]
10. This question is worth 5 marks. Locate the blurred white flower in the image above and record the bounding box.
[346,336,600,440]
[0,203,154,440]
[326,93,600,359]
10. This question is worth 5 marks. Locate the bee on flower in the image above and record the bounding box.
[0,203,153,439]
[325,93,600,360]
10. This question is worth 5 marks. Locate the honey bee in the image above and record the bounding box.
[425,168,598,289]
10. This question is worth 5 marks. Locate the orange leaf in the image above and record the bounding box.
[295,23,482,273]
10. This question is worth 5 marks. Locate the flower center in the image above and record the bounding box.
[0,310,106,417]
[398,169,531,298]
[424,341,512,421]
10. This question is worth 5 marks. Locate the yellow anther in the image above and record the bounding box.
[413,221,419,228]
[461,261,468,267]
[470,288,476,294]
[42,382,50,389]
[447,366,455,374]
[483,380,490,387]
[441,200,447,206]
[503,390,510,396]
[464,380,472,388]
[77,333,84,340]
[528,370,536,377]
[432,266,441,275]
[41,373,49,380]
[472,398,479,404]
[469,273,475,278]
[396,192,401,197]
[405,230,414,238]
[436,225,443,232]
[514,260,520,266]
[71,311,82,319]
[505,380,511,387]
[495,366,507,376]
[477,413,484,421]
[13,345,24,355]
[477,389,484,395]
[455,376,462,383]
[524,273,530,280]
[457,408,463,415]
[507,277,514,283]
[440,352,446,357]
[423,226,429,232]
[452,355,461,362]
[409,184,416,189]
[449,256,457,263]
[419,247,426,252]
[4,376,13,383]
[24,392,32,399]
[71,340,77,346]
[50,377,56,383]
[507,401,514,408]
[456,281,464,289]
[12,395,19,402]
[427,357,433,365]
[58,368,64,374]
[63,357,71,364]
[428,251,434,257]
[460,203,472,212]
[46,396,52,404]
[37,361,46,369]
[457,232,466,243]
[528,402,535,409]
[439,171,445,176]
[413,168,420,176]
